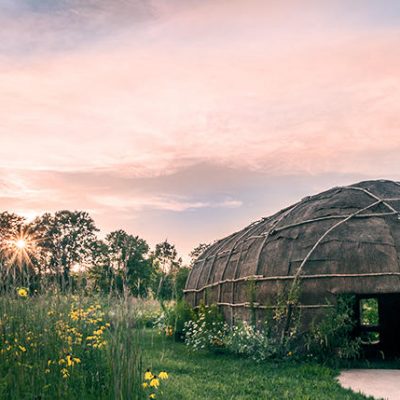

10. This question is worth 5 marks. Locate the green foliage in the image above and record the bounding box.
[152,241,182,302]
[144,331,370,400]
[136,308,163,329]
[87,240,115,294]
[181,284,357,365]
[183,285,359,365]
[174,267,190,301]
[184,308,299,361]
[36,211,99,289]
[152,266,189,303]
[155,301,194,341]
[153,241,181,275]
[0,212,189,300]
[184,303,228,352]
[271,280,302,348]
[196,302,225,326]
[183,282,303,360]
[225,321,285,361]
[360,298,379,326]
[106,230,153,298]
[305,295,361,363]
[0,295,142,400]
[0,212,33,293]
[153,273,174,301]
[188,243,210,267]
[172,300,195,341]
[106,299,143,400]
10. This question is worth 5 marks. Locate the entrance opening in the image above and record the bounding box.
[359,298,380,345]
[355,294,400,359]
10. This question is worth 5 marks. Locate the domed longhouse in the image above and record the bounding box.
[184,180,400,356]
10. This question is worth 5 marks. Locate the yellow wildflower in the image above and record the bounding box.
[61,368,69,379]
[17,288,28,298]
[159,371,168,380]
[66,355,73,367]
[149,378,159,388]
[144,369,152,380]
[18,345,26,353]
[142,382,148,389]
[149,394,156,399]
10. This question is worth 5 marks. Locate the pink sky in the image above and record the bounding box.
[1,0,400,261]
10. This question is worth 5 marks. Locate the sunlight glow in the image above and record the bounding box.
[1,230,40,269]
[16,239,26,250]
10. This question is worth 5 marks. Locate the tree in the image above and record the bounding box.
[154,240,181,274]
[28,213,54,282]
[152,240,182,300]
[87,239,114,294]
[36,211,98,290]
[175,266,190,301]
[106,230,153,298]
[189,242,210,267]
[0,212,26,291]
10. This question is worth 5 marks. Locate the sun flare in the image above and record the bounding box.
[2,230,39,268]
[15,239,26,250]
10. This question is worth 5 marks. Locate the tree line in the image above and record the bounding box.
[0,210,210,299]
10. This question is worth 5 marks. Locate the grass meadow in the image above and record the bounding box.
[0,293,143,400]
[0,292,375,400]
[144,331,373,400]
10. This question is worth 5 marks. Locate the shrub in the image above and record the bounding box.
[305,295,361,363]
[183,293,360,365]
[183,303,229,352]
[174,267,190,301]
[173,300,195,341]
[155,300,194,341]
[135,307,163,329]
[224,321,280,361]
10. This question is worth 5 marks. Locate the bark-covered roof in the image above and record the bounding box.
[185,180,400,308]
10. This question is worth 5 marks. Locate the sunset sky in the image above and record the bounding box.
[1,0,400,261]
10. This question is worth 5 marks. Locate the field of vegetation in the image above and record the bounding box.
[0,210,380,399]
[0,292,375,400]
[144,331,373,400]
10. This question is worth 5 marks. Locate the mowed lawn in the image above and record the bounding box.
[143,332,372,400]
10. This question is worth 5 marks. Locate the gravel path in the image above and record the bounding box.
[339,369,400,400]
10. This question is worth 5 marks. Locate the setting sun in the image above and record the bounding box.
[15,239,26,250]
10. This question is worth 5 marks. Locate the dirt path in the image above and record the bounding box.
[339,369,400,400]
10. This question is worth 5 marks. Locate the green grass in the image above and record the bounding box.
[143,332,373,400]
[0,295,142,400]
[0,294,383,399]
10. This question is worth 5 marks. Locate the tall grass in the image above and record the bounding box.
[0,293,143,399]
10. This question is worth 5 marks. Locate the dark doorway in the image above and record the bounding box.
[354,294,400,359]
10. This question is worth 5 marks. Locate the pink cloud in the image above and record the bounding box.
[1,0,400,258]
[1,15,399,176]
